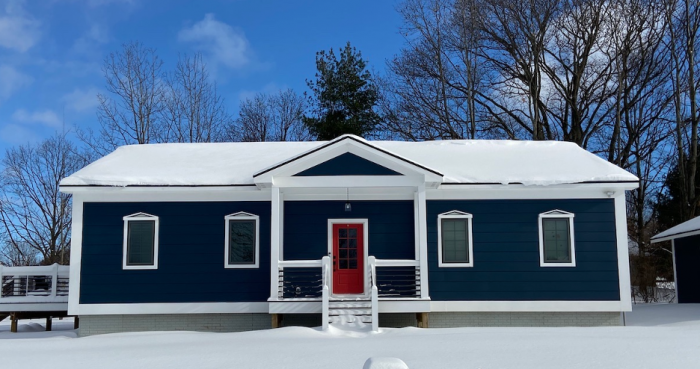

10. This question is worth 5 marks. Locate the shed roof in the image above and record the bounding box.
[60,135,638,188]
[651,216,700,243]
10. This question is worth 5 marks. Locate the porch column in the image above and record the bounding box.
[270,186,283,301]
[416,184,430,299]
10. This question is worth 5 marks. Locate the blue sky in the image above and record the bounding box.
[0,0,404,152]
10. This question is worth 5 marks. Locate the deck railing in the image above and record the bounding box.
[0,264,69,304]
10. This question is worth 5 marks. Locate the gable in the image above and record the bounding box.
[293,152,402,176]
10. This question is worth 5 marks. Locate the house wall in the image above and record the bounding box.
[80,202,271,304]
[427,199,621,301]
[283,200,415,260]
[674,235,700,303]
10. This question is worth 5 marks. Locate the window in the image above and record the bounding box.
[437,211,474,267]
[538,210,576,267]
[122,213,159,270]
[224,212,260,268]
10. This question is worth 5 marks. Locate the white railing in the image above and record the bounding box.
[0,264,70,304]
[321,256,330,330]
[369,256,378,332]
[277,259,325,300]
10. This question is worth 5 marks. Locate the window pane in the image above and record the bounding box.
[127,220,155,265]
[542,218,571,263]
[441,219,469,263]
[229,220,256,264]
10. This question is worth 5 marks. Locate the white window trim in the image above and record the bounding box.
[437,210,474,268]
[224,212,260,269]
[122,212,159,270]
[538,210,576,267]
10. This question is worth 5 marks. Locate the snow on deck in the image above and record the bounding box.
[61,137,638,187]
[1,304,698,369]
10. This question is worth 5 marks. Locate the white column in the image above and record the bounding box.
[417,184,430,299]
[672,239,679,303]
[270,186,282,301]
[67,193,84,315]
[614,193,632,311]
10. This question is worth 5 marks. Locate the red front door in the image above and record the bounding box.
[332,223,364,294]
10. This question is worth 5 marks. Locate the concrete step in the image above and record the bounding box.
[329,301,371,309]
[329,308,371,316]
[329,315,372,324]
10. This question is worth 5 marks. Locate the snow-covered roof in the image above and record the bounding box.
[651,216,700,243]
[60,135,638,187]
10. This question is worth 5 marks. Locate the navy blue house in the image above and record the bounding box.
[652,217,700,303]
[61,135,638,335]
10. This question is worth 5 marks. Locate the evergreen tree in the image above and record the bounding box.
[303,42,381,140]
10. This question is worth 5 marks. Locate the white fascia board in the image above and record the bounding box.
[76,302,269,315]
[69,188,271,202]
[254,138,443,185]
[0,303,69,313]
[651,229,700,243]
[430,300,629,312]
[429,183,636,200]
[273,175,426,188]
[60,185,261,195]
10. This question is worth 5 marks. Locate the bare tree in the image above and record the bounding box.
[382,0,485,140]
[664,0,700,220]
[160,53,231,143]
[232,89,308,142]
[0,133,87,265]
[79,41,166,156]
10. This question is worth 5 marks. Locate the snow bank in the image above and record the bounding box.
[61,136,637,187]
[1,305,699,369]
[363,357,409,369]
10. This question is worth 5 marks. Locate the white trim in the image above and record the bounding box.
[651,229,700,243]
[437,210,474,268]
[428,185,635,200]
[538,210,576,267]
[614,194,633,310]
[224,212,260,269]
[327,218,369,297]
[672,239,679,303]
[0,303,69,313]
[417,185,429,298]
[269,186,282,301]
[68,194,83,315]
[61,186,268,199]
[254,137,444,186]
[122,212,159,270]
[430,300,629,312]
[77,302,269,315]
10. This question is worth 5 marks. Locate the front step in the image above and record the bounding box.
[327,299,373,326]
[329,315,372,324]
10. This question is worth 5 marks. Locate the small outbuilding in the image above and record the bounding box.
[651,217,700,303]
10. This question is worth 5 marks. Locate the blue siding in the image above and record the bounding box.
[427,199,621,301]
[80,202,271,304]
[294,153,402,176]
[284,201,415,260]
[674,235,700,303]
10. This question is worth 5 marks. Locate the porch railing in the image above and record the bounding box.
[0,264,69,304]
[277,257,421,300]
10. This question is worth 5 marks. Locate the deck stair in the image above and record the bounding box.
[328,298,373,324]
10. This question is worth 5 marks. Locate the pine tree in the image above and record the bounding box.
[303,42,381,140]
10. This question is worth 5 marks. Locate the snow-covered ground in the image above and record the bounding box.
[0,304,698,369]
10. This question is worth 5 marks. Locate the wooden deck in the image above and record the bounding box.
[0,264,75,332]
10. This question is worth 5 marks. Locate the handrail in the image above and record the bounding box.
[374,259,419,267]
[278,260,323,268]
[0,263,70,304]
[321,256,330,330]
